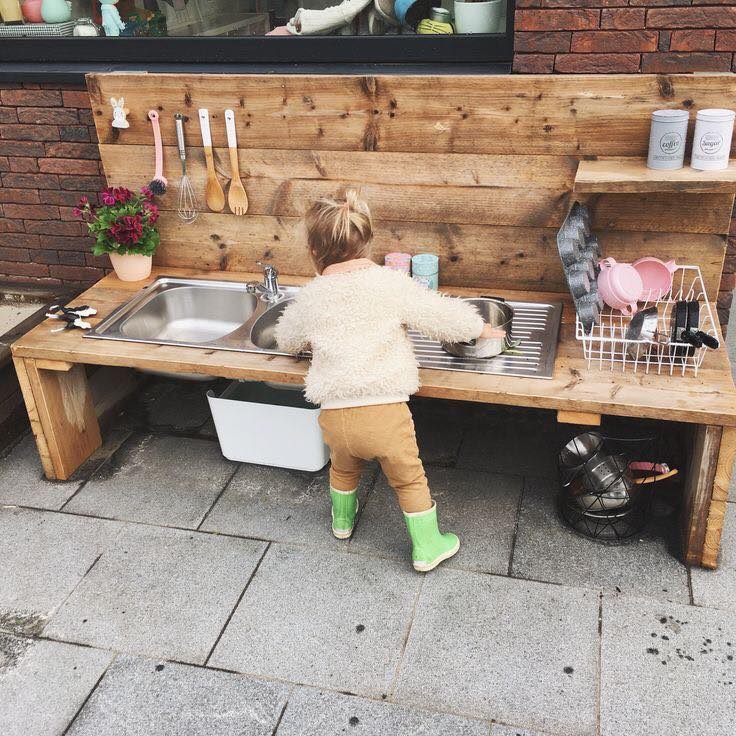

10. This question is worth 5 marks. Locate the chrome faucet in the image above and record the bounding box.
[246,261,281,302]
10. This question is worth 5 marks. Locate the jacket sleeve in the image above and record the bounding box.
[274,297,310,354]
[398,274,485,342]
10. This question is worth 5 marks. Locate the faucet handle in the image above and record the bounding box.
[256,260,278,276]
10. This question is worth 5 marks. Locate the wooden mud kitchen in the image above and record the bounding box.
[11,72,736,569]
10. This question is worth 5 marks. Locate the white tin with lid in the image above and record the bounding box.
[691,108,735,171]
[647,109,689,170]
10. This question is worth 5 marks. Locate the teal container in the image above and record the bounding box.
[411,253,439,290]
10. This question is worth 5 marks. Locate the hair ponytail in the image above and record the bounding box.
[305,189,373,274]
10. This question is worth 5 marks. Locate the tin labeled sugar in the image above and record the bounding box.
[647,109,689,170]
[691,109,735,171]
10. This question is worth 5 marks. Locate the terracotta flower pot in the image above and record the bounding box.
[109,253,152,282]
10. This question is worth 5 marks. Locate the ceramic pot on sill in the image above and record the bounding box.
[453,0,503,34]
[0,0,24,23]
[109,253,153,282]
[40,0,72,22]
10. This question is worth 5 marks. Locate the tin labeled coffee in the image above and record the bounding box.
[647,109,689,170]
[691,108,735,171]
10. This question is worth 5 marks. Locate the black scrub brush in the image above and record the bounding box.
[147,109,168,196]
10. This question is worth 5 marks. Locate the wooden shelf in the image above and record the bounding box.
[574,158,736,194]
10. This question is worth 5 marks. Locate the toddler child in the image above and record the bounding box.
[274,190,499,571]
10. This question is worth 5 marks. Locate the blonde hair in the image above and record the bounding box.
[305,189,373,274]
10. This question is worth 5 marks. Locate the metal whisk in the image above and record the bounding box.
[174,113,198,223]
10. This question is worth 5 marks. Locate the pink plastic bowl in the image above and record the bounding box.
[597,257,643,316]
[632,257,679,301]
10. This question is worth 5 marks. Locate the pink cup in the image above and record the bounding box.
[597,257,643,316]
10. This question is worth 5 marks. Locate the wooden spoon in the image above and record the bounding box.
[224,109,249,216]
[197,108,225,213]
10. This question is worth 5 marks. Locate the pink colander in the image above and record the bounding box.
[597,257,643,316]
[631,257,679,301]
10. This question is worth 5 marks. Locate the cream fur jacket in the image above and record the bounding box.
[274,260,484,409]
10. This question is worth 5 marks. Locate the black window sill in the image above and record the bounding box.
[0,61,512,85]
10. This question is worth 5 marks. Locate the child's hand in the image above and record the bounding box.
[480,324,507,340]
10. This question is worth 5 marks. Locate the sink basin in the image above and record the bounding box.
[86,276,561,381]
[249,299,292,351]
[86,277,300,357]
[121,285,258,344]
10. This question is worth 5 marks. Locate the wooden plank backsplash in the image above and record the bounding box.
[87,72,736,296]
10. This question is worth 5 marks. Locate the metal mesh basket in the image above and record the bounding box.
[558,431,676,542]
[575,264,718,376]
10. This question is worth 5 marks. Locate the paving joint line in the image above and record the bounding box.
[203,541,272,667]
[60,652,118,736]
[196,462,242,532]
[507,473,527,576]
[386,574,424,700]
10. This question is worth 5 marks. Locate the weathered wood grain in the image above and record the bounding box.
[575,158,736,194]
[701,426,736,568]
[151,215,726,297]
[88,73,736,156]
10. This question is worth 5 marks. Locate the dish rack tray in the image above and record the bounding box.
[575,264,718,376]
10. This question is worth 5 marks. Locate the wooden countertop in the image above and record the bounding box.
[11,267,736,427]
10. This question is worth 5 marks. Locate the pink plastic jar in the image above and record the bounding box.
[384,252,411,274]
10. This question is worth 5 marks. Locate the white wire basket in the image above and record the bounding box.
[575,264,719,376]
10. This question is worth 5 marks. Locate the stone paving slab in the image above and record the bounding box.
[210,545,421,697]
[67,654,289,736]
[200,463,376,548]
[0,635,112,736]
[0,434,80,510]
[394,569,599,736]
[691,504,736,612]
[490,726,548,736]
[0,507,122,632]
[65,434,235,528]
[350,467,520,574]
[600,593,736,736]
[45,525,267,664]
[277,687,490,736]
[512,476,690,602]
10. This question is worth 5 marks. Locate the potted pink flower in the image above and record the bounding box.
[74,186,160,282]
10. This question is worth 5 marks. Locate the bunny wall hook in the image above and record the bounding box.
[110,97,130,129]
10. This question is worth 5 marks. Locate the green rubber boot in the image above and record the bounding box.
[330,487,359,539]
[403,503,460,572]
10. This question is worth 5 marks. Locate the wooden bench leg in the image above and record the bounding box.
[681,424,736,569]
[13,357,102,481]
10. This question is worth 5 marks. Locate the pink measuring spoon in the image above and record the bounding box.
[147,110,167,195]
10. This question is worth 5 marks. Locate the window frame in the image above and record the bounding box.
[0,1,515,65]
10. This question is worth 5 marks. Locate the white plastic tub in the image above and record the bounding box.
[207,381,329,471]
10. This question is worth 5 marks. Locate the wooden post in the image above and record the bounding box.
[681,424,727,567]
[14,357,102,481]
[701,426,736,569]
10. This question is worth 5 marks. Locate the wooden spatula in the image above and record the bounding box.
[225,109,248,216]
[197,108,225,213]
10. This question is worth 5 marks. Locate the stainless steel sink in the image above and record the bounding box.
[249,299,292,351]
[85,277,300,356]
[86,276,562,380]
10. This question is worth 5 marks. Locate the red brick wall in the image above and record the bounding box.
[513,1,736,74]
[0,83,110,291]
